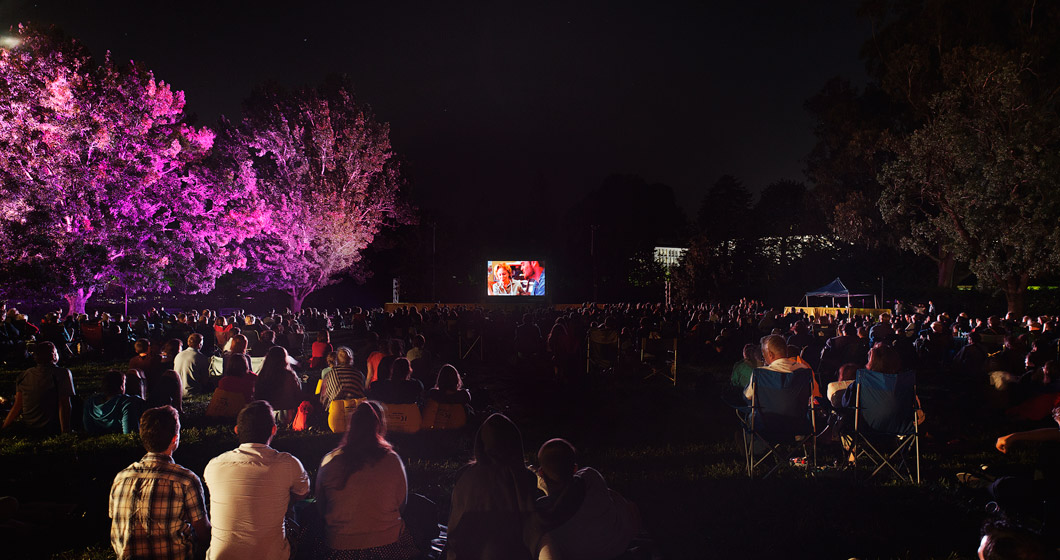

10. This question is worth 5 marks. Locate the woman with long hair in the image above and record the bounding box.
[316,401,419,559]
[427,364,471,407]
[218,335,256,402]
[253,346,304,424]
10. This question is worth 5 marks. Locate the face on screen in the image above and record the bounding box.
[487,260,544,296]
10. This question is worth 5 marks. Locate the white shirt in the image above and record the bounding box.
[204,443,310,560]
[173,347,210,395]
[743,358,810,400]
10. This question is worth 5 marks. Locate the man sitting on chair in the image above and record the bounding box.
[744,334,815,401]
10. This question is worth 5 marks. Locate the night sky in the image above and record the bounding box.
[1,1,871,218]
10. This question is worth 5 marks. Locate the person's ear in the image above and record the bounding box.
[271,425,278,436]
[234,425,239,435]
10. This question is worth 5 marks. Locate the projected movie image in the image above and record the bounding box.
[486,260,545,296]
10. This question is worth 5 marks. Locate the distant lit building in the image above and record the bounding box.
[724,234,841,266]
[653,246,688,267]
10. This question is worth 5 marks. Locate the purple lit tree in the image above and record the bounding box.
[221,77,413,312]
[0,26,256,314]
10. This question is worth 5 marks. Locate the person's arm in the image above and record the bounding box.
[192,517,211,548]
[290,458,311,502]
[2,391,23,430]
[996,427,1060,453]
[83,396,103,435]
[315,475,328,518]
[58,396,72,433]
[58,369,75,433]
[187,474,211,547]
[730,362,744,387]
[120,399,140,434]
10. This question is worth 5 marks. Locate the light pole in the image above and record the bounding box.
[590,224,599,301]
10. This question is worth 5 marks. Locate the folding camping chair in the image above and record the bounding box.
[850,369,921,484]
[327,397,367,433]
[737,367,817,478]
[640,336,677,385]
[383,403,423,434]
[421,401,469,431]
[586,327,620,374]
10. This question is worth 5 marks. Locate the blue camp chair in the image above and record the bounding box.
[851,368,921,483]
[738,367,816,478]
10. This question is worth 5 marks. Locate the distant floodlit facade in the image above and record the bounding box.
[725,235,841,266]
[653,247,688,267]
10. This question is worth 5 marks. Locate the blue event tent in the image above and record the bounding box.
[803,278,878,308]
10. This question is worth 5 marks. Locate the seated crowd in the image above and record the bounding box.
[3,300,1060,557]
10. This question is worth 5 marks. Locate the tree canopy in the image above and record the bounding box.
[880,47,1060,314]
[219,77,413,312]
[0,26,249,314]
[807,0,1060,312]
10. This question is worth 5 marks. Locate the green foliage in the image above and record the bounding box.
[879,47,1060,312]
[626,248,666,289]
[808,1,1060,303]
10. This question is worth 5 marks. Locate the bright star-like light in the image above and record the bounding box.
[0,36,21,49]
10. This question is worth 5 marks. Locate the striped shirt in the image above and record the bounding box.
[320,365,366,410]
[109,453,208,560]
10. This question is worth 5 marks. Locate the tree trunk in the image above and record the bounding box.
[63,287,95,316]
[288,286,314,314]
[1003,273,1030,317]
[290,294,305,314]
[936,250,955,288]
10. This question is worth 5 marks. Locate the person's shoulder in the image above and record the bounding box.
[112,461,144,484]
[167,460,202,480]
[319,448,342,469]
[574,466,606,485]
[117,393,145,406]
[275,447,308,469]
[15,366,35,381]
[205,447,243,469]
[131,456,201,482]
[383,448,404,464]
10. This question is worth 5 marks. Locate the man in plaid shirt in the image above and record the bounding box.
[110,405,211,559]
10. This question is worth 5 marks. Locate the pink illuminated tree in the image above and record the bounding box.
[0,26,257,314]
[221,77,413,312]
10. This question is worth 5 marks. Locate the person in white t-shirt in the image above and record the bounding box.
[203,401,310,560]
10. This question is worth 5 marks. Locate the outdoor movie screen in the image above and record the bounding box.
[486,260,545,297]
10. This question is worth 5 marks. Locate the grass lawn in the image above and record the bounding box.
[0,339,1051,560]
